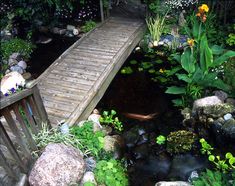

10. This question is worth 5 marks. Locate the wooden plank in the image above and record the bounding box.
[0,149,18,180]
[73,48,116,56]
[20,99,38,135]
[45,107,71,119]
[76,45,117,54]
[0,89,33,110]
[67,20,146,125]
[1,108,32,159]
[59,61,105,72]
[43,99,77,113]
[12,104,37,151]
[69,51,114,61]
[65,55,110,66]
[0,121,27,173]
[32,86,51,128]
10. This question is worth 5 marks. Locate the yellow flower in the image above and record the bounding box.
[159,69,165,73]
[201,4,209,12]
[187,38,195,47]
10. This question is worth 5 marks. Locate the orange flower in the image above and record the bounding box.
[202,15,207,22]
[196,13,201,17]
[187,38,195,47]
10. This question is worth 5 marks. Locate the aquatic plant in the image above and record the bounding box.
[99,110,123,132]
[199,138,235,172]
[146,13,168,46]
[95,159,128,186]
[166,130,197,154]
[156,135,166,145]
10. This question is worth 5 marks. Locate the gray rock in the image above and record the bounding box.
[8,58,18,67]
[10,65,24,74]
[123,126,140,147]
[155,181,192,186]
[181,108,191,120]
[226,98,235,107]
[88,113,102,132]
[213,90,228,102]
[67,25,76,31]
[29,143,85,186]
[103,135,124,159]
[202,104,234,118]
[101,125,112,135]
[80,171,97,186]
[85,157,96,171]
[188,170,199,182]
[192,96,223,114]
[222,119,235,139]
[224,113,233,121]
[133,143,149,159]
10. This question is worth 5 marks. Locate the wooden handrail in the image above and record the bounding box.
[0,82,50,185]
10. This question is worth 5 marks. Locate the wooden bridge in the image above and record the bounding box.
[36,17,146,126]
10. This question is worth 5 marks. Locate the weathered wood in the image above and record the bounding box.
[37,17,145,125]
[0,121,27,173]
[12,104,37,151]
[0,89,33,110]
[1,108,31,159]
[0,149,18,180]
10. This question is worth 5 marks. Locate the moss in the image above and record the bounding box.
[166,130,197,154]
[202,104,234,118]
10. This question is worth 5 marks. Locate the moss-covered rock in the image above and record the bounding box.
[166,130,197,154]
[202,104,234,118]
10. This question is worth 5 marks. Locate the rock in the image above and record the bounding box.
[101,125,112,135]
[60,123,69,134]
[29,143,85,186]
[8,58,18,66]
[22,72,32,80]
[73,28,79,36]
[17,60,27,70]
[123,126,140,148]
[202,104,234,118]
[10,65,24,74]
[88,113,102,132]
[0,71,25,95]
[188,170,199,182]
[224,113,233,121]
[226,98,235,107]
[181,108,191,120]
[221,119,235,139]
[80,171,97,186]
[85,157,96,171]
[213,90,228,102]
[167,154,207,181]
[192,96,223,114]
[67,25,76,31]
[103,135,123,152]
[133,143,149,159]
[155,181,192,186]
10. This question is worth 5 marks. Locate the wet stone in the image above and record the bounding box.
[221,119,235,140]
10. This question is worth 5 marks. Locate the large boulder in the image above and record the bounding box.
[0,71,25,95]
[221,119,235,140]
[29,143,85,186]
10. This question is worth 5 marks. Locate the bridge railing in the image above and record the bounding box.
[100,0,110,22]
[0,82,50,184]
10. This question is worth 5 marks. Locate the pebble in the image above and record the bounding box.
[224,113,233,121]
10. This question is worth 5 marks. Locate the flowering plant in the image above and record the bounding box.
[166,4,235,107]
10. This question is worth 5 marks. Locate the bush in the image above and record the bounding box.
[1,38,36,60]
[81,20,97,33]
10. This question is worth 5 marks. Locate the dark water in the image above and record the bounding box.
[28,34,78,78]
[97,52,208,186]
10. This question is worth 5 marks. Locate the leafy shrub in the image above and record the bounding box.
[99,110,123,132]
[70,121,105,157]
[81,20,97,33]
[1,38,36,60]
[156,135,166,145]
[166,130,197,154]
[95,159,128,186]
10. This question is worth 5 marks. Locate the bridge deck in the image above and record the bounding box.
[37,17,145,126]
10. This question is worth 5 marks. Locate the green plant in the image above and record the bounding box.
[199,138,213,155]
[95,159,128,186]
[99,110,123,132]
[83,182,95,186]
[156,135,166,145]
[166,4,235,107]
[81,20,97,33]
[146,13,168,46]
[226,25,235,47]
[70,121,105,157]
[199,138,235,173]
[121,66,133,74]
[166,130,197,154]
[192,169,229,186]
[1,38,36,60]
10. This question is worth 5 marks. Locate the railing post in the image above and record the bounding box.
[100,0,104,22]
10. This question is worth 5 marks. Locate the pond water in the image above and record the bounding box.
[97,52,208,186]
[28,34,78,78]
